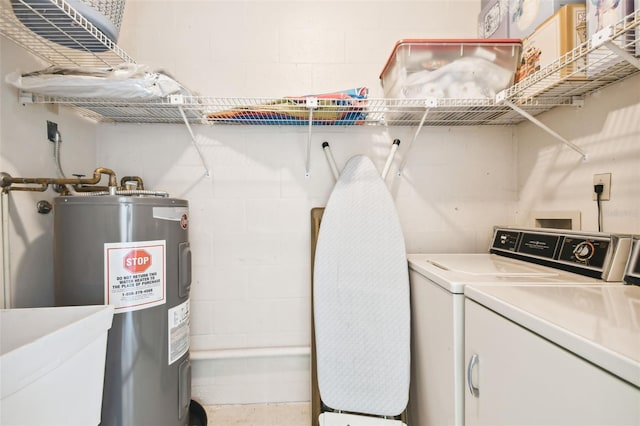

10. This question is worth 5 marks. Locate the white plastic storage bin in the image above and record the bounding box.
[380,39,522,100]
[1,304,114,426]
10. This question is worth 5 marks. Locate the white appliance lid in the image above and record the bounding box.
[424,253,559,277]
[408,253,604,294]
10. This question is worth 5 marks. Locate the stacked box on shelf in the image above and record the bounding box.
[478,0,585,39]
[478,0,510,38]
[515,4,587,88]
[509,0,586,39]
[586,0,636,77]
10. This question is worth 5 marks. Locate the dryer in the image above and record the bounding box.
[624,235,640,286]
[407,226,631,426]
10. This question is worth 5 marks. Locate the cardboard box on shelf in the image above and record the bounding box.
[479,0,586,40]
[509,0,586,39]
[478,0,510,38]
[515,4,587,84]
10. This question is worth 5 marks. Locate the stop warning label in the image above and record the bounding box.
[123,249,152,274]
[104,240,166,313]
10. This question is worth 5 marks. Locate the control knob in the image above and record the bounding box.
[573,240,595,262]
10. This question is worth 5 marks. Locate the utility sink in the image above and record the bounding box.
[1,304,114,426]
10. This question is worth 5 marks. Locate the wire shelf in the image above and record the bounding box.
[2,2,639,126]
[503,9,640,102]
[0,0,133,67]
[24,94,584,126]
[25,95,567,126]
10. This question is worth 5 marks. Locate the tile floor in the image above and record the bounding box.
[203,402,310,426]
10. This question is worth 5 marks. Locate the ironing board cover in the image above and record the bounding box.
[314,155,410,417]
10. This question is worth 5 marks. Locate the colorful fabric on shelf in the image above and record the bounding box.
[205,87,368,125]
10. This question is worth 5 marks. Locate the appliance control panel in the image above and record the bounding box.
[624,237,640,286]
[490,227,632,281]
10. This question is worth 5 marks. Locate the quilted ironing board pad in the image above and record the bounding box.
[313,155,410,417]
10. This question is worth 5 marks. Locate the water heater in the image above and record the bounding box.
[53,195,191,426]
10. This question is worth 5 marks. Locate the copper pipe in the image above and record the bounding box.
[120,176,145,190]
[0,168,118,193]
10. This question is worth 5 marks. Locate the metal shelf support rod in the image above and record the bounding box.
[305,98,318,177]
[382,139,401,181]
[322,142,340,181]
[602,41,640,70]
[176,104,211,177]
[591,24,640,71]
[503,100,588,161]
[1,193,11,309]
[398,99,435,175]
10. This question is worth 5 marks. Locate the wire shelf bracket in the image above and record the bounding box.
[496,16,640,163]
[322,138,402,183]
[172,95,211,177]
[305,97,317,177]
[592,25,640,71]
[501,98,589,161]
[397,98,436,175]
[322,141,340,181]
[381,138,401,181]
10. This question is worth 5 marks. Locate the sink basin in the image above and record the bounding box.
[1,304,114,426]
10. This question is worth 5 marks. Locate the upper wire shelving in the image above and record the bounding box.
[1,0,639,129]
[0,0,133,66]
[27,95,565,126]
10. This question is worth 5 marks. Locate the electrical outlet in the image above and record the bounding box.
[593,173,611,201]
[47,121,58,143]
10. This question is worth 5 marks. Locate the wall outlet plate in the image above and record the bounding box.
[593,173,611,201]
[47,121,58,143]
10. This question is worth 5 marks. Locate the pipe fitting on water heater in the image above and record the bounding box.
[0,167,135,195]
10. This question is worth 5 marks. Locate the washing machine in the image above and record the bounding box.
[407,226,632,426]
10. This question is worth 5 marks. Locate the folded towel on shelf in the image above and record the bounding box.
[5,63,187,99]
[205,87,369,125]
[401,57,513,99]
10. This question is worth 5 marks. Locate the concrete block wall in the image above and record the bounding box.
[2,0,637,407]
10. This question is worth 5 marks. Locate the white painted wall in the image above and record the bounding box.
[116,0,481,99]
[1,0,638,408]
[0,39,97,308]
[99,0,519,404]
[514,74,640,234]
[96,122,516,404]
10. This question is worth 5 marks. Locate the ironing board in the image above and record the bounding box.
[313,155,410,417]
